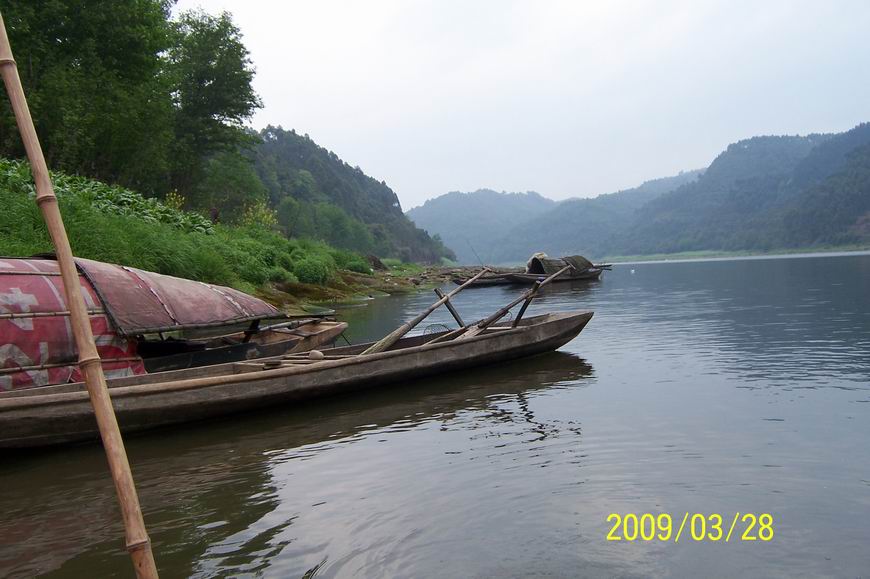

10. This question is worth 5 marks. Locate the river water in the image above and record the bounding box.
[1,252,869,578]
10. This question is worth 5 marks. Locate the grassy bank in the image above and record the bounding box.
[0,158,407,306]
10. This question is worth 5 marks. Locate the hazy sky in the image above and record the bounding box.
[175,0,870,209]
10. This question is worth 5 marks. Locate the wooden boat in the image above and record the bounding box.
[450,272,518,286]
[0,256,346,389]
[0,311,592,448]
[503,268,604,284]
[453,253,611,287]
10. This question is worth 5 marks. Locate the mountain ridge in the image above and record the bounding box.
[408,123,870,263]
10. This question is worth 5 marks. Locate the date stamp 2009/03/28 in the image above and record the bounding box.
[606,513,774,543]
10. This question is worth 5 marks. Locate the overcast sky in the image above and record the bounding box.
[175,0,870,209]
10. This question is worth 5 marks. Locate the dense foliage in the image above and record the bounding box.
[0,2,453,263]
[0,1,259,199]
[253,127,455,262]
[0,160,370,290]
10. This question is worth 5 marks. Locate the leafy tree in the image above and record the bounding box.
[193,150,267,223]
[166,9,262,196]
[0,0,175,194]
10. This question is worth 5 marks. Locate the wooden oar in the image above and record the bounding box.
[0,11,158,578]
[361,267,490,355]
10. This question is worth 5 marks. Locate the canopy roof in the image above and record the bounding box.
[1,257,144,389]
[525,253,594,275]
[76,258,281,335]
[2,257,281,336]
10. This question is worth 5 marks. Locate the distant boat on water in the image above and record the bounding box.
[452,253,611,287]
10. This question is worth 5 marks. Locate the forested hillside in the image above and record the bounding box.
[615,124,870,254]
[253,127,453,262]
[406,189,556,263]
[411,123,870,263]
[0,159,371,292]
[0,2,452,264]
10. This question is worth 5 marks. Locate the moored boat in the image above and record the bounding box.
[452,253,611,287]
[0,311,593,448]
[0,256,346,389]
[450,272,518,286]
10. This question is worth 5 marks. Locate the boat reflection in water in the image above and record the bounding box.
[0,351,593,578]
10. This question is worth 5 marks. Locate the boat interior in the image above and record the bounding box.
[0,314,562,399]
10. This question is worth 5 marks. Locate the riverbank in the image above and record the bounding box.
[600,244,870,264]
[0,158,459,315]
[258,264,459,315]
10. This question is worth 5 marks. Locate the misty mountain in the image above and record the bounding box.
[410,123,870,263]
[487,171,702,263]
[406,189,556,263]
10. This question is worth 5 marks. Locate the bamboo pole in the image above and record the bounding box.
[442,265,574,342]
[361,268,490,355]
[434,288,465,327]
[0,12,159,579]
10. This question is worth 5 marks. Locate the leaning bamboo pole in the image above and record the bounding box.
[427,264,574,345]
[361,267,490,354]
[458,264,573,339]
[0,12,159,579]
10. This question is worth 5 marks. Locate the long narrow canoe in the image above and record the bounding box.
[0,311,593,448]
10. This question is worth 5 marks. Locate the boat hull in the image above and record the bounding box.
[454,269,604,287]
[504,269,604,283]
[0,312,592,448]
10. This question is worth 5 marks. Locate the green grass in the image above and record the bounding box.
[382,258,425,276]
[0,158,374,292]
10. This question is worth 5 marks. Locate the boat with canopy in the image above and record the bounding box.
[0,256,346,390]
[452,253,612,287]
[0,266,593,448]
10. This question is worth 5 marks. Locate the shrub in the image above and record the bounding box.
[329,249,371,274]
[293,256,333,284]
[345,259,372,274]
[277,252,295,272]
[267,266,297,284]
[240,200,278,229]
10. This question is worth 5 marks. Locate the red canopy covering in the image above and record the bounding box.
[0,257,281,390]
[0,258,143,389]
[75,258,280,336]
